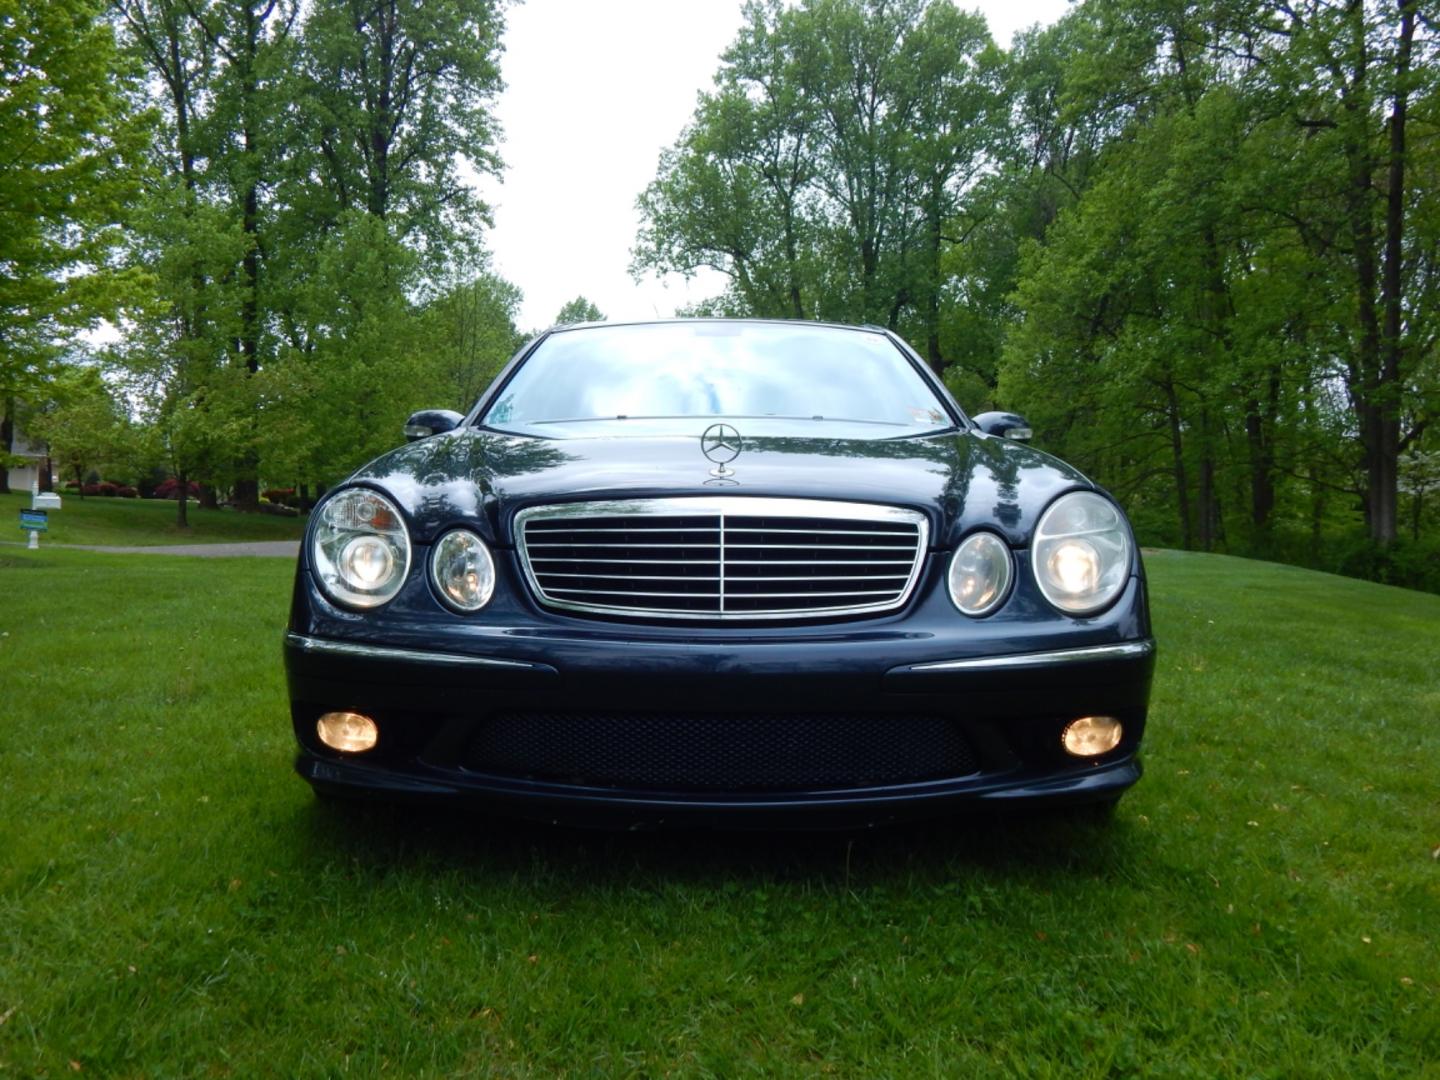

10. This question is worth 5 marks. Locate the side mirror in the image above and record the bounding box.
[972,411,1033,442]
[403,409,464,442]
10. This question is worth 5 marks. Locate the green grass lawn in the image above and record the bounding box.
[1,548,1437,1076]
[1,490,306,547]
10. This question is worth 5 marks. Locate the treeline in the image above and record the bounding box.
[635,0,1438,587]
[2,0,525,519]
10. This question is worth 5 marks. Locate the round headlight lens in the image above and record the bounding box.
[948,531,1013,616]
[311,488,410,609]
[430,529,496,612]
[1033,492,1132,615]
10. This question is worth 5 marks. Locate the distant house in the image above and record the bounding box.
[4,423,51,492]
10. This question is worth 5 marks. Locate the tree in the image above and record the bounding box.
[554,296,605,326]
[26,364,135,492]
[633,0,1003,374]
[994,0,1438,562]
[0,0,148,491]
[115,0,510,501]
[425,272,524,404]
[290,0,503,259]
[115,0,294,513]
[257,0,507,484]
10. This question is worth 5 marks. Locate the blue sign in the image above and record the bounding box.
[19,509,47,532]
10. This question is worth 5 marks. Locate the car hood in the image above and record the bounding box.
[346,427,1092,548]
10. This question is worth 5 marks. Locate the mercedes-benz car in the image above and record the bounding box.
[284,319,1155,826]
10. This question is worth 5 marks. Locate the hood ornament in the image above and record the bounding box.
[701,423,742,478]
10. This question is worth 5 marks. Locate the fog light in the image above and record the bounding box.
[317,711,378,753]
[1061,715,1123,757]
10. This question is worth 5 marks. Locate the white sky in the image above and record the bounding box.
[474,0,1073,333]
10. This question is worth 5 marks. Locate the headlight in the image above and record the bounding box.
[1032,491,1132,615]
[948,531,1012,616]
[430,529,496,612]
[311,488,410,609]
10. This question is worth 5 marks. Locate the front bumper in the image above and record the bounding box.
[284,626,1155,828]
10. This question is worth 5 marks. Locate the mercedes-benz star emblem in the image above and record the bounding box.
[701,423,742,478]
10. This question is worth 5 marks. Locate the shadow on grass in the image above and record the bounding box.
[288,793,1151,892]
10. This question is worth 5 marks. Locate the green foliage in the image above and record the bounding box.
[0,0,150,403]
[995,0,1438,555]
[633,0,1003,370]
[102,0,516,495]
[294,0,504,258]
[635,0,1437,571]
[23,365,138,489]
[553,295,605,326]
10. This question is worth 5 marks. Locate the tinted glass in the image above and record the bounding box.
[482,322,952,436]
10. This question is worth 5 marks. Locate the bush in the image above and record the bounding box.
[116,486,139,499]
[262,487,299,508]
[152,478,201,500]
[1329,535,1440,594]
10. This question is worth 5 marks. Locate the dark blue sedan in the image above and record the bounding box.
[284,319,1155,827]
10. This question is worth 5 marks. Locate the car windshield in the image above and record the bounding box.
[480,321,954,438]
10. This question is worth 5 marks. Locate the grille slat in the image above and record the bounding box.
[517,497,928,620]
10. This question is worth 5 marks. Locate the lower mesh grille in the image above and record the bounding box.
[462,711,977,791]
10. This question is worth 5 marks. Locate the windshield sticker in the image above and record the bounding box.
[908,406,943,424]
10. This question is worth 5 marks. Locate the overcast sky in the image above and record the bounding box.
[472,0,1073,332]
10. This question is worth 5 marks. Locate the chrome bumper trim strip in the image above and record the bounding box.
[905,640,1155,673]
[284,632,538,670]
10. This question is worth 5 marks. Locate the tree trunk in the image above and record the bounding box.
[1199,453,1215,552]
[1371,0,1415,546]
[232,3,265,513]
[1339,0,1411,547]
[0,398,13,494]
[176,471,189,528]
[1162,377,1192,549]
[923,179,944,377]
[198,483,219,510]
[1244,370,1279,536]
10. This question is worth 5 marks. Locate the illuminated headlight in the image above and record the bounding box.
[1033,492,1132,615]
[948,531,1012,616]
[311,488,410,609]
[430,529,496,612]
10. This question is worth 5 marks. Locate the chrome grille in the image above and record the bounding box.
[515,497,928,620]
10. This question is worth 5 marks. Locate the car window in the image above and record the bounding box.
[481,321,953,436]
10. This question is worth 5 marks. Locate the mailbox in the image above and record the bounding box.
[33,492,62,510]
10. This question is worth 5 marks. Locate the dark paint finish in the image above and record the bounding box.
[347,426,1092,551]
[286,320,1154,827]
[971,410,1033,441]
[403,408,464,441]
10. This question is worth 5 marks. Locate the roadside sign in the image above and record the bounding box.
[20,509,47,531]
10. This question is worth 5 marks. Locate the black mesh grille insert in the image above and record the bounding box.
[462,711,978,792]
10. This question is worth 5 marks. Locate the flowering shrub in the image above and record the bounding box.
[152,478,201,500]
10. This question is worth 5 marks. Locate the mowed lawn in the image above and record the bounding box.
[1,490,306,547]
[1,548,1437,1076]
